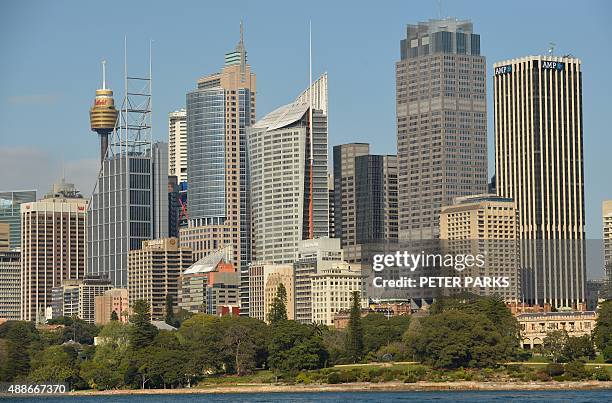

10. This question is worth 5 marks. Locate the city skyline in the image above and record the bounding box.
[0,1,611,270]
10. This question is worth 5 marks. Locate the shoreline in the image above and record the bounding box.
[69,381,612,395]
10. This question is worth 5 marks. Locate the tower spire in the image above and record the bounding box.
[102,60,106,90]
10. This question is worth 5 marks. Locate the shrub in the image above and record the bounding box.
[592,367,610,381]
[563,361,590,380]
[327,372,341,384]
[545,363,565,377]
[295,372,311,384]
[404,373,418,383]
[534,371,552,382]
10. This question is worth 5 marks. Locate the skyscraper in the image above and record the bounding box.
[0,250,20,320]
[601,201,611,298]
[0,190,36,250]
[88,54,168,288]
[21,180,88,321]
[168,109,188,185]
[181,24,256,317]
[181,25,255,267]
[494,55,585,308]
[396,18,488,240]
[333,143,398,262]
[249,74,329,264]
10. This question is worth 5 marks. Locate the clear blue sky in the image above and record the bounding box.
[0,0,610,244]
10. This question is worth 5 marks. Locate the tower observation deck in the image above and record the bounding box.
[90,60,118,161]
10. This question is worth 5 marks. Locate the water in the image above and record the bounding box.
[2,391,612,402]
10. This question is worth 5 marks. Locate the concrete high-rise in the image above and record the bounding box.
[494,55,585,308]
[603,201,612,297]
[88,142,169,288]
[333,143,398,262]
[168,109,188,185]
[88,55,167,289]
[21,180,88,321]
[0,190,36,250]
[293,238,344,324]
[128,237,192,321]
[440,194,520,302]
[94,288,129,325]
[51,275,112,323]
[181,24,255,314]
[0,250,20,320]
[249,74,329,265]
[396,18,488,240]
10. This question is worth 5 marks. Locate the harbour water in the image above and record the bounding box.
[3,390,612,402]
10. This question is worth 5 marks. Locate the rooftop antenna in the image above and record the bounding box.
[308,20,314,239]
[102,60,107,89]
[437,0,442,19]
[548,42,556,56]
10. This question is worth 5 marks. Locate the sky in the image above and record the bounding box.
[0,0,611,277]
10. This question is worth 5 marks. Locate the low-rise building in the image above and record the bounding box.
[178,248,240,315]
[516,311,597,349]
[51,275,112,323]
[128,238,193,321]
[248,263,295,322]
[95,288,129,324]
[311,262,364,326]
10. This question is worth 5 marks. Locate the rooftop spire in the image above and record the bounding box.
[102,60,106,90]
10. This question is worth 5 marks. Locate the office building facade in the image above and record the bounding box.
[128,237,192,320]
[311,263,364,326]
[0,190,36,250]
[494,55,585,308]
[439,194,520,302]
[178,248,239,315]
[603,201,612,297]
[0,251,20,320]
[168,109,188,185]
[20,180,88,321]
[183,25,255,314]
[334,144,398,262]
[249,74,329,265]
[248,263,295,322]
[94,288,129,325]
[396,18,488,240]
[293,238,344,324]
[88,142,168,288]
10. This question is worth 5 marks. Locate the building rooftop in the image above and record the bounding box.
[183,247,229,275]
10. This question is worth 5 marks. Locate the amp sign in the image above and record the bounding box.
[542,61,565,71]
[494,65,512,75]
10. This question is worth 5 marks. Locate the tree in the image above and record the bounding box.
[563,335,596,361]
[406,310,510,369]
[345,291,364,363]
[594,300,612,362]
[361,313,410,356]
[129,300,158,349]
[267,283,288,324]
[267,320,328,373]
[1,321,39,380]
[110,311,119,322]
[542,330,569,363]
[223,323,256,375]
[29,345,81,388]
[165,294,177,327]
[177,314,226,376]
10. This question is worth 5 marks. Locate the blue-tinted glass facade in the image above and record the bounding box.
[186,88,226,224]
